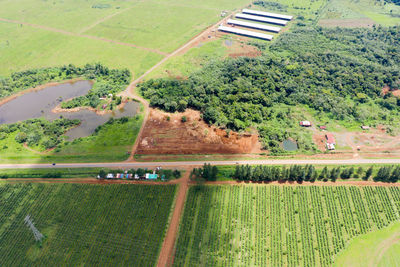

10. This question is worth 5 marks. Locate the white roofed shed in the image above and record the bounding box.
[235,13,288,26]
[227,19,281,33]
[218,26,273,41]
[242,8,293,20]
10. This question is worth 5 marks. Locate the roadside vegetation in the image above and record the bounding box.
[0,114,144,163]
[140,26,400,154]
[174,185,400,266]
[0,183,176,266]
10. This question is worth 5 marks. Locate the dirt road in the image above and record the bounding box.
[156,169,190,267]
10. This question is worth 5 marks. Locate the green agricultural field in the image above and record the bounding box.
[0,183,177,266]
[174,185,400,266]
[0,113,144,163]
[334,220,400,267]
[0,0,252,77]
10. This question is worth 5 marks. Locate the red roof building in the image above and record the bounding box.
[325,133,336,145]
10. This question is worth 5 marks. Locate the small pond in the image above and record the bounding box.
[0,81,139,140]
[282,139,298,151]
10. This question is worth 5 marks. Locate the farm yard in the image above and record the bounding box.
[0,183,177,266]
[174,185,400,267]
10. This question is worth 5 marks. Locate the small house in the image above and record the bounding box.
[361,126,370,130]
[300,121,312,127]
[319,125,327,130]
[326,143,335,150]
[106,173,114,179]
[134,174,140,180]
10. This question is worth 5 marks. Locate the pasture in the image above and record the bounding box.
[0,0,252,77]
[174,185,400,266]
[334,221,400,267]
[0,183,177,266]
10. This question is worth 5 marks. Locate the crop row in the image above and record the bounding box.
[0,183,176,266]
[174,185,400,267]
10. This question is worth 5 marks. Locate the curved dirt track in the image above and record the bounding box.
[370,234,400,267]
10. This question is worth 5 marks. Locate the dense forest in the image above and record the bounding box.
[140,26,400,153]
[0,63,131,110]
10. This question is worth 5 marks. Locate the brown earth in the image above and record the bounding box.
[382,85,400,97]
[318,18,375,28]
[136,108,263,155]
[227,41,262,58]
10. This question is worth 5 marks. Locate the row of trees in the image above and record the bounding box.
[232,164,400,183]
[190,163,219,181]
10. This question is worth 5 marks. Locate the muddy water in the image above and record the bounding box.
[0,81,139,140]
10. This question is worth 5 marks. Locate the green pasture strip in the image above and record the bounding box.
[334,218,400,266]
[0,183,177,266]
[0,113,144,163]
[174,185,400,266]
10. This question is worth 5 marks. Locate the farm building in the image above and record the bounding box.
[326,133,336,145]
[319,125,327,130]
[146,173,158,180]
[235,13,288,26]
[218,26,273,41]
[227,19,281,33]
[299,121,312,127]
[242,8,293,20]
[326,143,335,150]
[361,125,370,130]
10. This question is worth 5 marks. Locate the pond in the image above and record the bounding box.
[0,80,139,140]
[282,139,298,151]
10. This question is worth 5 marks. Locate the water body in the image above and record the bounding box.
[0,81,139,140]
[282,139,298,151]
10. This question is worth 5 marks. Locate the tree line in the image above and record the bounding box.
[190,163,219,181]
[232,164,400,183]
[0,63,131,111]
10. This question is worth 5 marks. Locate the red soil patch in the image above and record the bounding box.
[136,108,263,155]
[227,42,262,58]
[382,85,400,97]
[313,133,327,152]
[318,18,375,28]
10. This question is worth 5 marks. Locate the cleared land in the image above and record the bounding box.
[174,185,400,266]
[0,183,177,266]
[136,109,262,155]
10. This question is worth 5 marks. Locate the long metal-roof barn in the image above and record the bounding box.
[242,8,293,20]
[227,19,281,33]
[218,26,273,41]
[235,13,288,26]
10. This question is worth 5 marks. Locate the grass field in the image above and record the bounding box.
[334,221,400,267]
[319,0,400,26]
[0,112,144,163]
[0,0,252,77]
[174,185,400,266]
[0,168,105,178]
[0,183,176,266]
